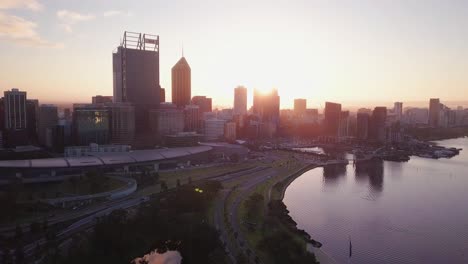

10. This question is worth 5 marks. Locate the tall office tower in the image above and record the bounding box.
[26,99,39,143]
[110,103,135,144]
[184,104,200,132]
[294,99,307,117]
[38,104,58,147]
[324,102,342,137]
[73,104,110,145]
[339,110,350,138]
[356,112,370,140]
[113,31,160,135]
[3,89,29,147]
[370,107,387,143]
[191,96,212,113]
[234,86,247,115]
[394,102,403,120]
[160,88,166,103]
[4,88,27,130]
[429,98,440,127]
[253,89,280,125]
[172,56,191,108]
[92,95,113,104]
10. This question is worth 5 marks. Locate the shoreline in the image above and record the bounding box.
[274,162,338,264]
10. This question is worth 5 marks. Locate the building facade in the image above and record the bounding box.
[234,86,247,115]
[113,32,161,136]
[324,102,342,137]
[172,57,191,108]
[73,104,110,145]
[191,96,212,113]
[429,98,440,127]
[110,103,135,144]
[38,104,58,147]
[294,98,307,117]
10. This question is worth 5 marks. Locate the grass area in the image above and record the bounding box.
[232,158,312,263]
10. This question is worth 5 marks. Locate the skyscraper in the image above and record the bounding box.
[38,104,58,147]
[429,98,440,127]
[234,86,247,115]
[113,31,160,134]
[324,102,341,137]
[184,105,200,132]
[294,99,307,117]
[253,89,280,125]
[3,88,29,147]
[370,107,387,143]
[357,112,370,140]
[172,57,191,108]
[160,88,166,103]
[109,103,135,145]
[394,102,403,120]
[4,88,27,130]
[92,95,113,104]
[191,96,212,113]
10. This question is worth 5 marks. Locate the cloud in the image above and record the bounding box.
[103,10,122,17]
[57,9,94,32]
[0,0,43,11]
[103,10,133,17]
[0,12,62,48]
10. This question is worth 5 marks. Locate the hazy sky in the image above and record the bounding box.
[1,0,467,109]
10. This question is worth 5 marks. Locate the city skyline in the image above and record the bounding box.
[1,0,468,108]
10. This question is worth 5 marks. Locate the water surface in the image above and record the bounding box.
[284,138,468,264]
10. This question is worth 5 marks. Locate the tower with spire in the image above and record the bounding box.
[171,53,191,108]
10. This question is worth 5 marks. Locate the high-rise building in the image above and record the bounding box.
[26,99,39,143]
[294,99,307,117]
[429,98,440,127]
[339,110,350,138]
[394,102,403,120]
[113,31,160,135]
[160,88,166,103]
[356,112,370,140]
[191,96,212,113]
[38,104,58,147]
[73,104,110,145]
[369,107,387,143]
[324,102,341,137]
[109,103,135,144]
[92,95,113,104]
[3,88,29,147]
[149,107,184,136]
[234,86,247,115]
[172,56,191,108]
[253,89,280,125]
[184,105,200,132]
[224,122,237,141]
[204,119,226,141]
[4,88,27,130]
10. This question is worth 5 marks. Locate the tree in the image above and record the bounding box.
[30,221,41,234]
[176,179,181,187]
[188,176,193,184]
[160,181,168,192]
[15,224,23,241]
[42,218,49,232]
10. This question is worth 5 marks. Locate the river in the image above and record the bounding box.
[283,138,468,264]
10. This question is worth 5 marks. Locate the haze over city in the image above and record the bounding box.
[1,0,468,108]
[2,1,468,264]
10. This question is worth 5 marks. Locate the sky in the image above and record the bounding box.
[0,0,468,109]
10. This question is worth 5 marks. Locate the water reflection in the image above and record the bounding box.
[322,164,347,186]
[355,160,384,193]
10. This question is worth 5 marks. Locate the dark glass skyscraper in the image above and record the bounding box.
[113,31,160,135]
[324,102,341,137]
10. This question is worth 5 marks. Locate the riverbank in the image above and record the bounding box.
[272,164,338,264]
